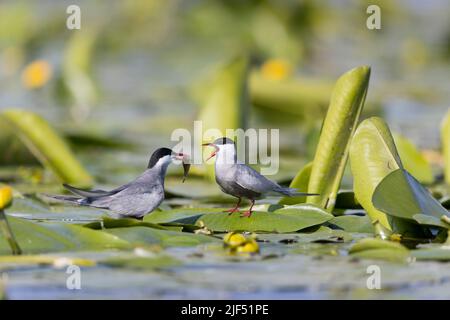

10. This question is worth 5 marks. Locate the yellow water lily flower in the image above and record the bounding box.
[236,239,260,254]
[224,232,260,255]
[0,186,13,210]
[260,58,293,81]
[21,59,52,89]
[223,232,247,248]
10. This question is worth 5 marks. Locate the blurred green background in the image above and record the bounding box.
[0,0,449,187]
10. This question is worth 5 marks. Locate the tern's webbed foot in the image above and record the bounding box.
[224,208,240,215]
[240,211,252,218]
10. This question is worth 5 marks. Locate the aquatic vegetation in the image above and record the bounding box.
[306,66,370,211]
[1,109,93,186]
[0,1,449,299]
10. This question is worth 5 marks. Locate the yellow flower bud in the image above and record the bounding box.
[260,59,293,81]
[21,60,52,89]
[223,232,247,248]
[0,186,13,210]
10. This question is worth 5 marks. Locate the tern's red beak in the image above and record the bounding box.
[202,143,218,162]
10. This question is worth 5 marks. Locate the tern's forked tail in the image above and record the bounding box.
[275,187,319,197]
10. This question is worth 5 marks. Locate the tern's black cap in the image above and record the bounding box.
[148,147,173,168]
[213,137,235,145]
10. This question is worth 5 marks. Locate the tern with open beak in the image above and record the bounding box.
[203,137,318,217]
[46,148,190,219]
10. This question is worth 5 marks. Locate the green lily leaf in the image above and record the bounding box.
[0,255,95,269]
[260,226,352,244]
[329,215,374,233]
[372,168,449,229]
[393,133,433,184]
[144,208,221,225]
[350,117,418,238]
[105,226,218,247]
[307,66,370,212]
[279,161,312,205]
[197,56,249,180]
[145,205,332,233]
[101,255,181,271]
[84,216,171,231]
[0,216,131,254]
[442,109,450,185]
[411,246,450,261]
[1,109,93,186]
[349,238,410,263]
[197,204,333,233]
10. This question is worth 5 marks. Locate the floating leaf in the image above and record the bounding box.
[84,216,170,231]
[1,109,93,186]
[442,110,450,185]
[349,238,410,262]
[0,217,131,254]
[101,255,181,271]
[145,205,332,233]
[307,66,370,212]
[372,169,449,229]
[393,133,433,184]
[350,117,418,237]
[411,246,450,261]
[105,226,218,247]
[197,204,333,233]
[329,215,374,233]
[0,255,95,268]
[144,208,222,225]
[279,161,312,205]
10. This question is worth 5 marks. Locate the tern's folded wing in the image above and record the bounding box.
[234,164,279,194]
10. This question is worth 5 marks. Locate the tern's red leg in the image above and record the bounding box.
[225,198,241,215]
[240,199,255,218]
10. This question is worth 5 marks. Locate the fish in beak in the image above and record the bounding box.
[173,152,190,182]
[202,143,219,162]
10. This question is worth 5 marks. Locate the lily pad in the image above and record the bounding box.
[329,215,374,233]
[373,169,449,228]
[349,238,410,263]
[105,226,218,247]
[144,207,222,225]
[101,255,181,271]
[197,204,333,233]
[411,246,450,261]
[144,205,333,233]
[0,216,131,254]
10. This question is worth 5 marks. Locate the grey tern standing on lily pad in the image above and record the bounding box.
[47,148,190,219]
[203,137,318,217]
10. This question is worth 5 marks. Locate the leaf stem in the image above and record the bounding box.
[0,210,22,255]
